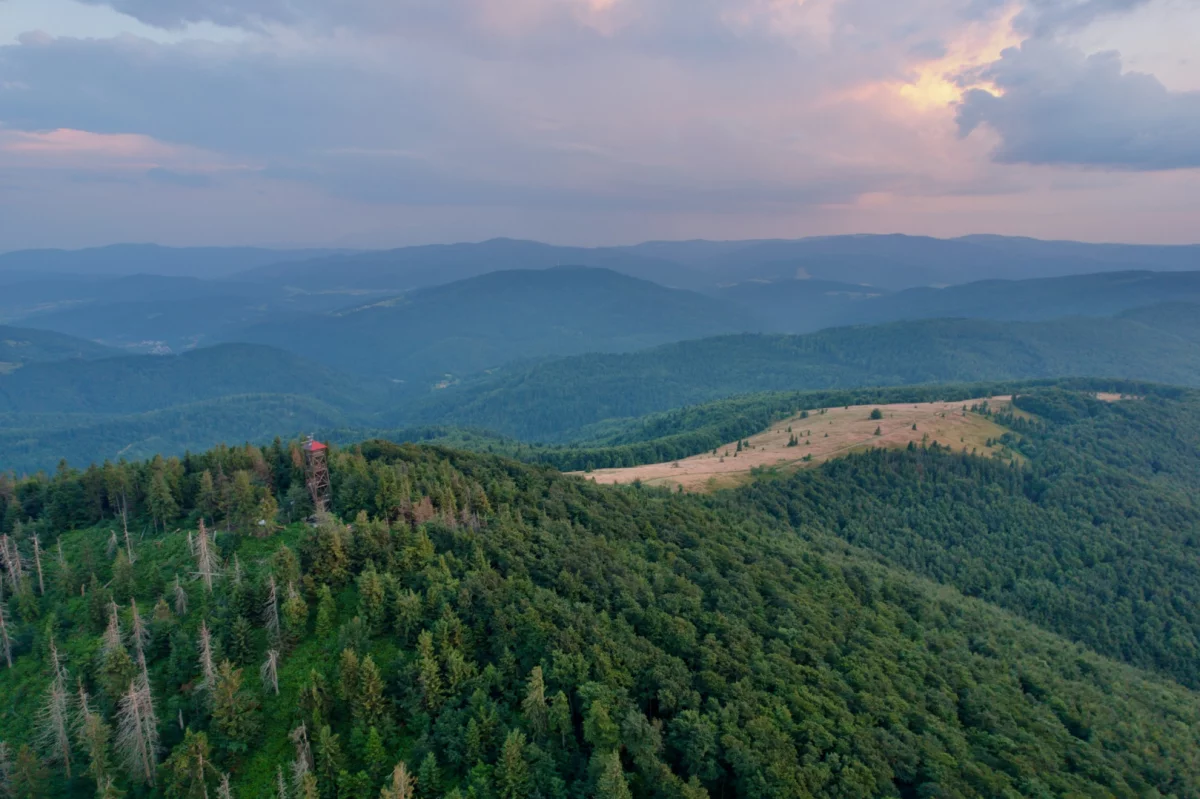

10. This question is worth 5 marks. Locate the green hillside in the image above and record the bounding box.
[0,343,384,415]
[416,312,1200,441]
[236,267,753,381]
[0,326,117,374]
[723,271,1200,334]
[0,394,354,475]
[737,388,1200,687]
[4,402,1200,797]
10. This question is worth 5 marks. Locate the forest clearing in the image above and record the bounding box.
[580,397,1018,491]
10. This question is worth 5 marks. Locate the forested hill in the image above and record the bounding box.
[0,344,384,415]
[736,388,1200,688]
[4,398,1200,798]
[0,326,117,372]
[414,310,1200,440]
[235,266,752,381]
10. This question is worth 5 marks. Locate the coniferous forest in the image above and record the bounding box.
[3,385,1200,798]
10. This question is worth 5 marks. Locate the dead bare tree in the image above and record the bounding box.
[174,575,189,616]
[261,650,280,696]
[277,765,288,799]
[32,536,44,596]
[116,679,159,785]
[0,604,11,669]
[101,601,123,658]
[121,508,135,566]
[288,723,313,793]
[37,638,73,779]
[194,521,218,593]
[107,530,119,559]
[263,577,281,646]
[218,773,234,799]
[198,622,217,701]
[380,762,415,799]
[0,741,13,799]
[129,599,149,666]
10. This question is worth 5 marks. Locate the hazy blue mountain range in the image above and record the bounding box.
[4,302,1200,472]
[0,325,118,373]
[722,269,1200,333]
[0,243,348,278]
[233,266,754,381]
[413,304,1200,440]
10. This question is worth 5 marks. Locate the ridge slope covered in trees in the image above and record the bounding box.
[3,388,1200,797]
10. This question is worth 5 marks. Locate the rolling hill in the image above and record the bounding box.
[0,244,346,279]
[236,238,707,292]
[0,343,382,415]
[235,266,754,381]
[0,325,117,373]
[716,269,1200,333]
[411,306,1200,440]
[5,396,1200,797]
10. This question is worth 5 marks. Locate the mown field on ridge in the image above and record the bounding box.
[580,396,1019,491]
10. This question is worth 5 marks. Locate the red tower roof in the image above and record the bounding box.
[303,439,328,452]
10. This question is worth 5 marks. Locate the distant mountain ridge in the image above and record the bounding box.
[0,243,349,278]
[234,265,753,380]
[0,325,118,372]
[412,303,1200,440]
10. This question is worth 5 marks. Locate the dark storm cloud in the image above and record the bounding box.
[957,40,1200,170]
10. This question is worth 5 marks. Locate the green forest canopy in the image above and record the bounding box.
[2,386,1200,797]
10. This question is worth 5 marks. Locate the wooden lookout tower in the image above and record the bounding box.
[303,436,331,513]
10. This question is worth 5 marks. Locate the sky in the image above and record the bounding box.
[0,0,1197,249]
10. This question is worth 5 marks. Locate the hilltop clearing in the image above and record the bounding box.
[582,397,1018,491]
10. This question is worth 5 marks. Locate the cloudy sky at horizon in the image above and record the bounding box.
[0,0,1197,249]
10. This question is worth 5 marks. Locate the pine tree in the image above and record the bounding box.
[281,584,308,651]
[336,649,360,705]
[112,549,135,603]
[593,750,632,799]
[522,666,548,738]
[0,742,12,799]
[354,655,386,729]
[416,631,442,711]
[362,728,387,783]
[314,726,343,795]
[495,730,529,799]
[357,565,386,633]
[196,472,218,525]
[314,586,337,641]
[76,682,116,796]
[147,471,178,533]
[416,753,439,799]
[272,547,301,589]
[162,730,217,799]
[211,662,260,757]
[548,691,572,748]
[11,745,48,799]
